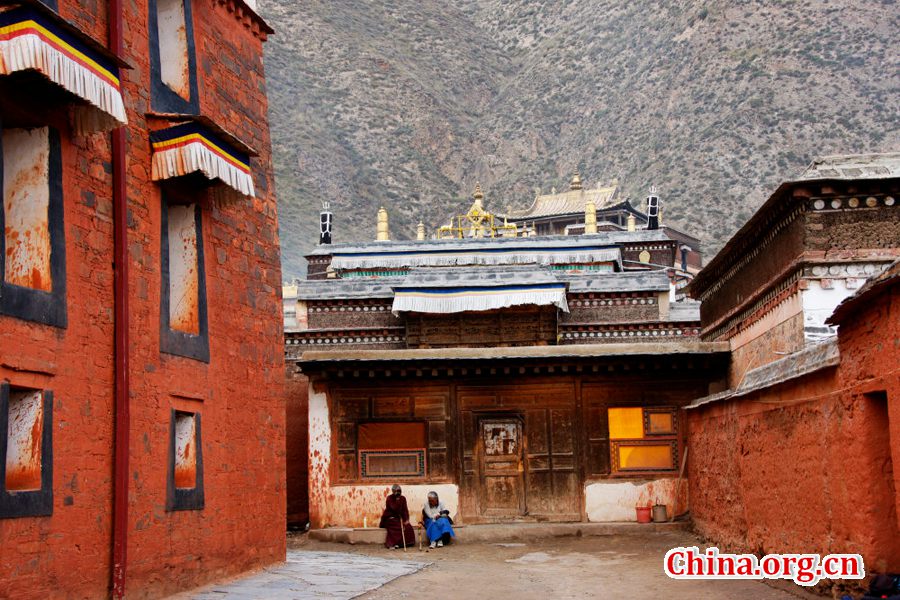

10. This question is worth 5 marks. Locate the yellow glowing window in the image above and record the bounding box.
[608,407,644,440]
[615,442,676,471]
[608,406,678,472]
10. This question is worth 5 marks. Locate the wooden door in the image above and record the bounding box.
[525,408,580,519]
[477,418,525,517]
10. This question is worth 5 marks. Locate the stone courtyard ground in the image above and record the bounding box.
[178,529,823,599]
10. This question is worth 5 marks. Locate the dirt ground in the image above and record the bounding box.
[289,530,815,600]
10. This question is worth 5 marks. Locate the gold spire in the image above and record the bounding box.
[570,170,583,191]
[627,213,636,232]
[416,221,426,241]
[472,182,484,207]
[376,206,390,241]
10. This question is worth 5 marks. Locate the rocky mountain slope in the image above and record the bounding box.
[261,0,899,278]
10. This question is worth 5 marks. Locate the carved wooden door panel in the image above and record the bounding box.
[478,418,525,517]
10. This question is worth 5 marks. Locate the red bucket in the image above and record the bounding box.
[635,506,652,523]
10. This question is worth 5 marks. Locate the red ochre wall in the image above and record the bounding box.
[688,284,900,573]
[0,125,117,598]
[0,1,285,598]
[285,370,309,525]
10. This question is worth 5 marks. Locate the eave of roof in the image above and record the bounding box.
[295,268,674,300]
[306,231,674,258]
[686,338,840,409]
[298,341,729,365]
[295,277,405,300]
[556,270,671,293]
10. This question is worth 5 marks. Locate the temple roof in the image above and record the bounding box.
[556,270,670,293]
[797,153,900,182]
[503,184,619,219]
[295,267,677,300]
[306,231,671,258]
[295,277,403,300]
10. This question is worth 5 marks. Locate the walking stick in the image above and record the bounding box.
[400,520,407,552]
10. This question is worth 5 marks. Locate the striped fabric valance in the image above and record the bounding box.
[150,122,254,197]
[392,283,569,315]
[0,6,127,133]
[333,246,621,271]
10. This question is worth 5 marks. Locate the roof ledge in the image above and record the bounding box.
[214,0,274,39]
[298,341,730,364]
[686,338,840,409]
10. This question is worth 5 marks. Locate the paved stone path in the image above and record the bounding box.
[190,551,430,599]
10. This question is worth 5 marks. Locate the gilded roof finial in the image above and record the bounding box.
[376,206,390,241]
[570,169,583,191]
[470,182,484,213]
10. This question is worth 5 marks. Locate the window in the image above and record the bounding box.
[156,0,190,98]
[0,125,66,327]
[0,383,53,518]
[149,0,198,113]
[358,422,426,480]
[160,192,209,361]
[608,407,678,473]
[166,410,203,511]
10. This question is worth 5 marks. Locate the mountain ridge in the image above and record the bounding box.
[261,0,900,278]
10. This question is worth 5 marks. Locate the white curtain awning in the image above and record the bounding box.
[392,283,569,315]
[0,5,127,133]
[150,122,255,197]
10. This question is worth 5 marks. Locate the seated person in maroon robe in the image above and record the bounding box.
[379,484,416,549]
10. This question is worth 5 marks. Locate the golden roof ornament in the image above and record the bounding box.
[436,182,517,240]
[570,170,583,191]
[376,206,390,241]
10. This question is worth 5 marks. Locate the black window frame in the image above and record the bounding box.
[148,0,200,114]
[0,124,66,328]
[0,383,53,519]
[160,192,209,362]
[166,409,204,511]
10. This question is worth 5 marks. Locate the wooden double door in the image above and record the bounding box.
[462,383,581,522]
[478,418,526,517]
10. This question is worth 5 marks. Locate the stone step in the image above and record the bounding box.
[309,520,690,545]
